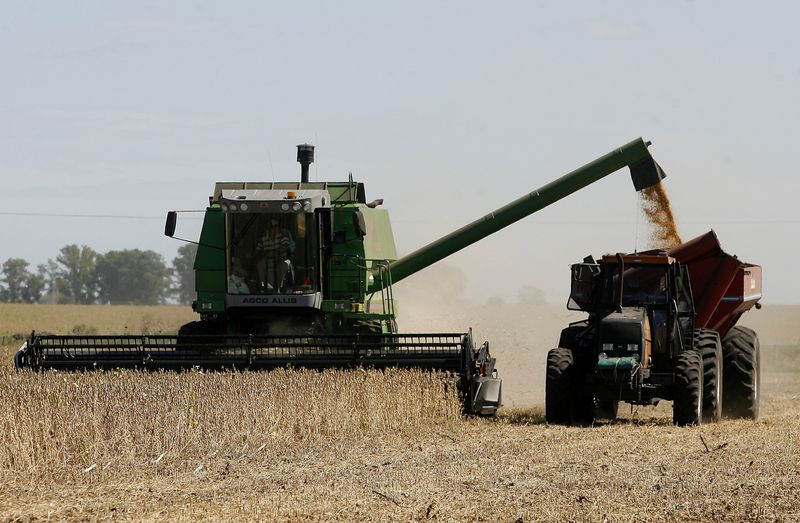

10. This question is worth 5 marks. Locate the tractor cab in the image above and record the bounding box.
[567,253,695,368]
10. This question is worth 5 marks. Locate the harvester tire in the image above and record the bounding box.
[673,350,704,426]
[545,348,593,425]
[693,328,723,423]
[721,326,760,419]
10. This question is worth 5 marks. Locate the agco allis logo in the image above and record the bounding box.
[242,297,297,304]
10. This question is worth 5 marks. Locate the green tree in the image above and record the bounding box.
[38,259,66,304]
[0,258,32,303]
[0,258,47,303]
[171,243,197,304]
[22,265,47,303]
[95,249,171,305]
[56,244,98,304]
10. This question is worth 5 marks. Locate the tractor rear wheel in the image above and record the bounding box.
[673,350,704,426]
[545,348,593,425]
[693,328,723,422]
[721,326,760,419]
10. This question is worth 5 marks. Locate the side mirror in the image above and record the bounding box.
[164,211,177,237]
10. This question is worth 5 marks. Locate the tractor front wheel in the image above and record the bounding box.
[673,350,704,426]
[545,348,592,425]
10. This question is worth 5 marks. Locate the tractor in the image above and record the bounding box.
[547,232,762,425]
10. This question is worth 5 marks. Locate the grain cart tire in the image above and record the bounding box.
[673,350,704,426]
[721,326,760,419]
[693,328,723,423]
[545,348,593,425]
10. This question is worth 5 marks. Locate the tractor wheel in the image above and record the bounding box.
[721,326,760,419]
[545,348,593,425]
[693,328,723,422]
[673,350,704,426]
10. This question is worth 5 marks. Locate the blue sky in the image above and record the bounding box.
[1,1,798,303]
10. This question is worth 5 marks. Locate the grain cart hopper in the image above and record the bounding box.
[17,138,667,414]
[546,231,762,425]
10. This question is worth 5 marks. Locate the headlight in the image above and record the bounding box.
[292,201,302,211]
[239,203,249,211]
[281,203,290,211]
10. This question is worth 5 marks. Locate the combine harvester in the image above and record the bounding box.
[547,232,762,425]
[16,138,668,414]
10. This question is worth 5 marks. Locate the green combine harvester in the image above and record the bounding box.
[16,138,667,415]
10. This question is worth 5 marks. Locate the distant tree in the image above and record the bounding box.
[95,249,171,305]
[22,265,47,304]
[56,245,98,304]
[0,258,32,303]
[171,243,197,304]
[38,259,67,304]
[0,258,47,303]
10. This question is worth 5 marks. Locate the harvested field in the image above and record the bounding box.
[1,302,799,521]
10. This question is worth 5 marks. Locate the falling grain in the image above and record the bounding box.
[640,182,683,249]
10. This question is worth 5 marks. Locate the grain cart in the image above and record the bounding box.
[17,138,667,414]
[547,231,762,425]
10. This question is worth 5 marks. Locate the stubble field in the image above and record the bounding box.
[0,300,798,521]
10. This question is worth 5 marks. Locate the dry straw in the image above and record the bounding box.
[0,367,461,485]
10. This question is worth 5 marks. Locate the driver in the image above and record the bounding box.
[256,219,294,291]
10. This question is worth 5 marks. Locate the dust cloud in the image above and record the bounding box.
[393,265,582,406]
[640,183,682,249]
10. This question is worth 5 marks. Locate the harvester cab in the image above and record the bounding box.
[548,232,762,426]
[172,180,399,337]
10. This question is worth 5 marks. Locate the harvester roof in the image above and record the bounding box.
[218,189,330,213]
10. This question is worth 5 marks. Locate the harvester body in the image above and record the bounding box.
[548,231,762,425]
[17,138,669,415]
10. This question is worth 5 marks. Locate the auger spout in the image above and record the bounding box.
[370,137,665,292]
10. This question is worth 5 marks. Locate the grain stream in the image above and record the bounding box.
[640,182,682,249]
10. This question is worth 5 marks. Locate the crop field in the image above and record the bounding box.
[1,302,799,521]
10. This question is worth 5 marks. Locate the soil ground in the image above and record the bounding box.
[0,301,798,521]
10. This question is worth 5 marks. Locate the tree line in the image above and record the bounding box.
[0,244,197,305]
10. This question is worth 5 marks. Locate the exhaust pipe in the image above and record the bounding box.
[297,144,315,183]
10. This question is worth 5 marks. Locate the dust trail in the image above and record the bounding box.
[640,183,682,249]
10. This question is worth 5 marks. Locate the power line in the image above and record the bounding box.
[0,211,202,220]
